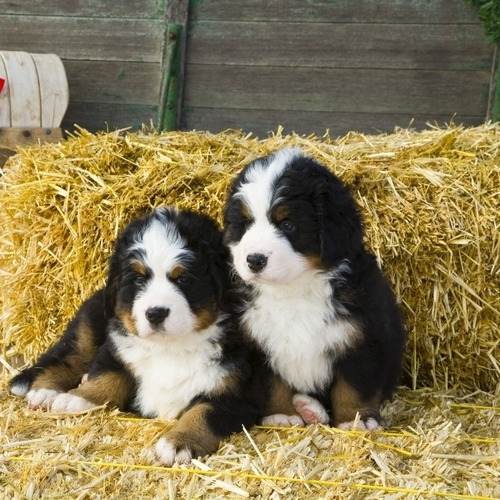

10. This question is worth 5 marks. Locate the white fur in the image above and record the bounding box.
[132,277,196,338]
[261,414,304,427]
[26,388,61,409]
[237,148,302,220]
[338,417,381,431]
[229,217,311,284]
[241,269,360,393]
[111,323,227,419]
[51,393,96,413]
[155,437,192,466]
[10,379,30,397]
[130,219,196,338]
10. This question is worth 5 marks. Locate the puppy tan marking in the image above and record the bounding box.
[331,377,385,430]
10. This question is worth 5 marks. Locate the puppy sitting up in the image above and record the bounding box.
[223,149,406,430]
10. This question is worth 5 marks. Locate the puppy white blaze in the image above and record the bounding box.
[111,323,227,419]
[230,148,310,283]
[237,148,301,222]
[130,218,196,338]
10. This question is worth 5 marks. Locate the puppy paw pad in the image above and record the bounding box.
[292,394,329,425]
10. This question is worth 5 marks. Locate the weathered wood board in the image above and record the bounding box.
[182,0,498,137]
[0,0,497,137]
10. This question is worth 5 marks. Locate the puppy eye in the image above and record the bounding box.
[175,274,189,285]
[134,275,146,286]
[280,220,296,233]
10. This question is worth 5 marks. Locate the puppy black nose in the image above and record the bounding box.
[145,307,170,325]
[246,253,268,272]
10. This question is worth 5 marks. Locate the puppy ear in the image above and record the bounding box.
[103,218,141,319]
[198,221,232,306]
[177,210,233,306]
[209,244,233,305]
[316,173,364,267]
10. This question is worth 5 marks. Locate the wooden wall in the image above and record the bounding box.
[182,0,498,137]
[0,0,497,138]
[0,0,167,132]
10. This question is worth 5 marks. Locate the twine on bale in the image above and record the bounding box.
[0,123,499,498]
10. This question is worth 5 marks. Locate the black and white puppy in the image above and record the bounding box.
[10,207,264,465]
[223,148,406,430]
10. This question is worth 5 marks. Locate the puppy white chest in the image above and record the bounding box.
[244,275,358,393]
[112,329,226,419]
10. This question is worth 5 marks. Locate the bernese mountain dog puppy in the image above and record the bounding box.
[10,207,264,465]
[223,148,406,430]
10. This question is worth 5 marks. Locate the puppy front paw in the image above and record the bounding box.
[155,436,193,467]
[51,393,97,413]
[337,416,387,431]
[292,394,330,425]
[261,413,304,427]
[26,388,61,409]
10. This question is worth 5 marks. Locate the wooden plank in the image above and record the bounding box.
[0,16,164,63]
[0,127,63,167]
[189,0,480,24]
[187,21,492,70]
[164,0,190,129]
[181,108,486,138]
[182,65,491,116]
[61,102,157,132]
[31,53,69,127]
[64,60,161,105]
[0,0,167,19]
[0,51,41,127]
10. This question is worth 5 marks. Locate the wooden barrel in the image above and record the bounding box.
[0,51,69,128]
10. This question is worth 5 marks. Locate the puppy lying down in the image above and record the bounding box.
[10,207,265,466]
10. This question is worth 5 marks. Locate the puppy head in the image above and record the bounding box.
[224,148,363,284]
[106,207,229,338]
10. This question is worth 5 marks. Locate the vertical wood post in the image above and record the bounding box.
[492,46,500,121]
[158,0,190,131]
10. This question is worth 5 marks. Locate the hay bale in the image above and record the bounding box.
[1,124,499,499]
[0,124,499,392]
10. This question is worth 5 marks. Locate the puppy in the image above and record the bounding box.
[10,207,264,465]
[223,148,406,430]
